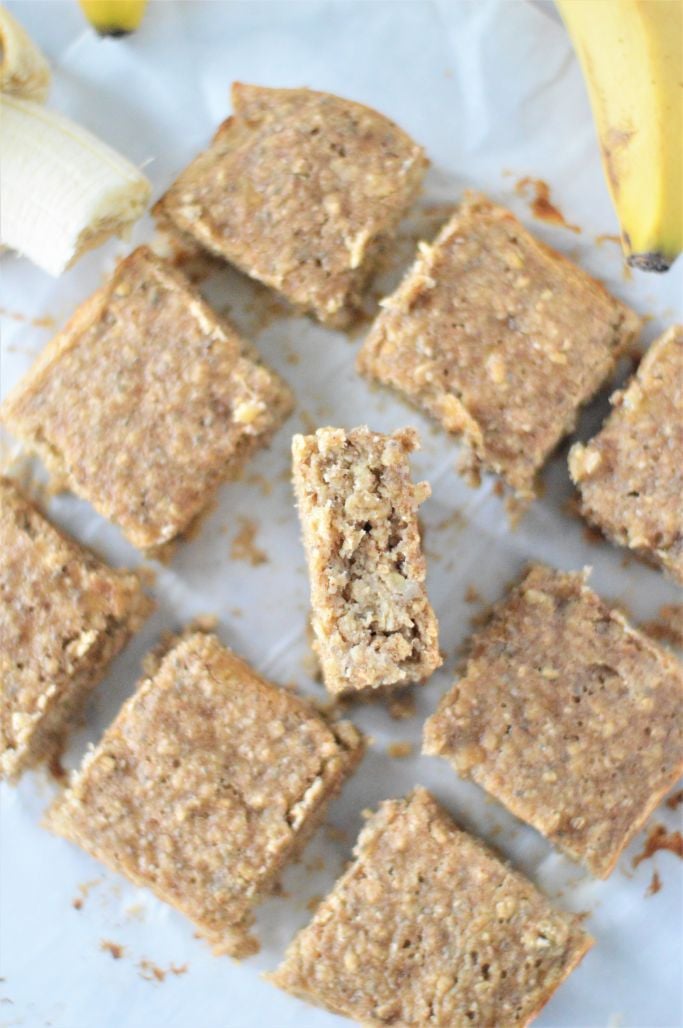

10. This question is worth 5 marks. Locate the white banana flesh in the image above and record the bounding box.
[0,95,151,276]
[0,4,51,102]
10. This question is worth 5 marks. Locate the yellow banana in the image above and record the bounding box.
[78,0,147,37]
[557,0,683,272]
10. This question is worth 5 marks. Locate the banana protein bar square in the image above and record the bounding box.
[292,426,441,695]
[46,631,364,958]
[423,564,683,877]
[570,325,683,584]
[358,194,641,498]
[154,83,428,327]
[0,477,152,781]
[1,246,293,557]
[270,788,592,1026]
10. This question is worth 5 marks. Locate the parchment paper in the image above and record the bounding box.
[1,3,681,1027]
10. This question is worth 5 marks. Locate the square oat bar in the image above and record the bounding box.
[424,565,683,878]
[570,326,683,584]
[46,631,364,958]
[0,247,292,557]
[358,193,642,498]
[270,788,591,1026]
[292,426,441,695]
[154,83,428,328]
[0,478,151,781]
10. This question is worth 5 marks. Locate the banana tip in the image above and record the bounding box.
[626,251,674,273]
[94,27,134,37]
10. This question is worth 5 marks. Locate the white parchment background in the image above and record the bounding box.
[1,2,681,1027]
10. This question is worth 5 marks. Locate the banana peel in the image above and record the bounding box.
[0,4,51,102]
[558,0,683,272]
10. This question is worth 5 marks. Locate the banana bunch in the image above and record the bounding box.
[79,0,147,37]
[0,4,150,276]
[558,0,683,272]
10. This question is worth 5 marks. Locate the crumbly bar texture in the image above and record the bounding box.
[0,477,151,782]
[357,193,642,498]
[153,83,428,328]
[424,565,683,878]
[0,246,293,556]
[270,788,591,1027]
[292,426,441,695]
[569,326,683,584]
[46,631,364,958]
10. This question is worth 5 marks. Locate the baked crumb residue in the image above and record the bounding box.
[515,177,581,233]
[6,342,41,356]
[241,290,293,335]
[632,824,683,869]
[595,233,621,248]
[138,959,188,983]
[325,825,348,845]
[434,507,466,534]
[387,741,413,759]
[464,584,482,605]
[642,605,683,651]
[137,565,158,589]
[582,524,604,547]
[468,606,492,631]
[646,870,662,897]
[230,517,267,566]
[242,471,273,497]
[388,691,417,721]
[0,306,56,329]
[665,789,683,811]
[306,893,324,912]
[504,491,530,527]
[48,752,67,783]
[100,940,125,960]
[298,410,318,435]
[158,231,219,285]
[72,878,102,910]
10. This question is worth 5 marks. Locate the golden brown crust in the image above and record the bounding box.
[570,326,683,584]
[0,477,152,781]
[0,246,293,555]
[270,788,592,1026]
[154,84,428,327]
[423,565,683,878]
[46,631,364,958]
[292,426,441,695]
[358,193,642,497]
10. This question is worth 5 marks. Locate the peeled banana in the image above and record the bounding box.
[0,4,51,102]
[558,0,683,272]
[0,95,151,276]
[79,0,147,36]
